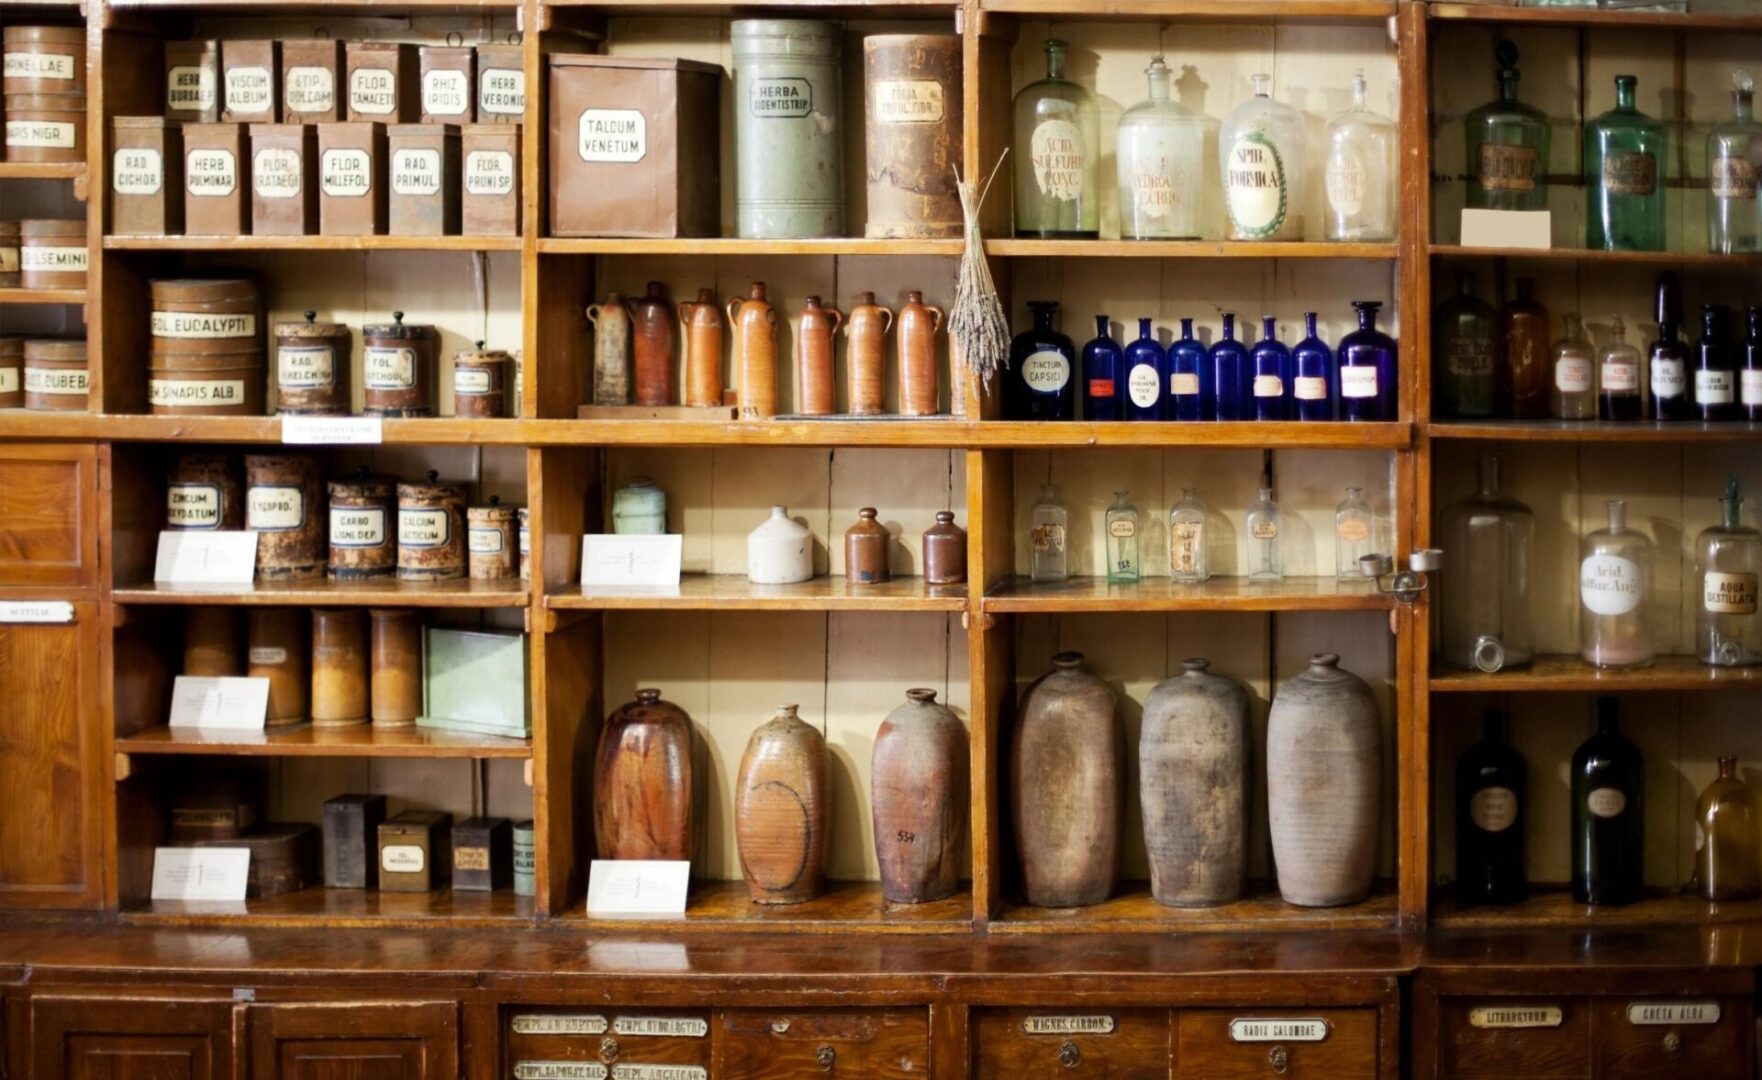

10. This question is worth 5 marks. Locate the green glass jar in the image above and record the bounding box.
[1465,42,1550,213]
[1012,39,1099,239]
[1586,75,1667,252]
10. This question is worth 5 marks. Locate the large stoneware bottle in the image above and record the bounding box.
[628,281,676,407]
[586,290,632,405]
[735,704,828,904]
[593,688,696,862]
[1140,658,1250,907]
[1267,653,1381,907]
[1011,651,1119,907]
[872,688,967,904]
[727,281,779,419]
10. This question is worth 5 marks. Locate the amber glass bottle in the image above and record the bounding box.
[1694,757,1761,901]
[1499,278,1550,420]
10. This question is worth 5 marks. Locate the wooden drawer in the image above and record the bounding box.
[973,1007,1168,1078]
[0,443,97,589]
[716,1008,927,1078]
[506,1007,711,1076]
[1440,998,1590,1079]
[1592,997,1749,1079]
[1174,1009,1376,1079]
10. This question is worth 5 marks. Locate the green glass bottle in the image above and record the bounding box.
[1586,75,1667,252]
[1433,272,1497,419]
[1465,42,1550,213]
[1012,39,1100,239]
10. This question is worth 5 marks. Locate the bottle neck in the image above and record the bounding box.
[1498,72,1519,104]
[1737,92,1755,123]
[1221,315,1236,342]
[1181,318,1195,339]
[1304,313,1318,338]
[1045,47,1066,80]
[1477,456,1500,498]
[1094,315,1110,339]
[1032,307,1056,331]
[1483,711,1504,743]
[1147,65,1171,103]
[1615,80,1637,111]
[1139,318,1154,340]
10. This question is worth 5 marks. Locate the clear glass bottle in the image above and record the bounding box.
[1694,304,1739,422]
[1081,315,1121,422]
[1210,313,1250,421]
[1220,73,1306,242]
[1029,483,1068,583]
[1649,271,1691,421]
[1245,485,1283,583]
[1465,42,1551,212]
[1580,498,1653,669]
[1586,74,1667,252]
[1433,273,1498,420]
[1550,312,1596,420]
[1693,757,1761,902]
[1250,316,1291,421]
[1323,68,1396,242]
[1334,486,1374,581]
[1116,55,1202,242]
[1013,39,1100,239]
[1338,300,1398,422]
[1105,490,1141,584]
[1168,318,1209,421]
[1293,312,1335,422]
[1009,300,1077,421]
[1168,487,1210,583]
[1500,278,1550,421]
[1695,475,1761,667]
[1598,314,1643,421]
[1707,70,1761,255]
[1438,455,1535,673]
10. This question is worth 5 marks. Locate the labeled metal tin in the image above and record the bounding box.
[0,223,17,287]
[311,607,369,727]
[317,121,387,235]
[474,43,523,124]
[731,20,843,239]
[245,453,324,581]
[460,123,519,235]
[863,35,963,239]
[345,41,417,122]
[388,123,458,236]
[280,38,341,123]
[111,117,183,236]
[275,310,350,415]
[181,122,249,236]
[19,218,86,289]
[165,39,219,122]
[418,46,473,124]
[397,472,466,581]
[361,311,438,416]
[0,337,21,408]
[166,452,243,531]
[327,470,395,580]
[150,277,263,414]
[466,497,516,579]
[5,92,84,163]
[148,346,263,415]
[249,123,318,235]
[22,337,86,410]
[452,341,509,417]
[221,40,278,123]
[3,25,86,97]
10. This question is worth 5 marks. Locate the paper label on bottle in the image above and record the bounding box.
[1031,118,1086,202]
[612,1017,707,1038]
[469,526,505,554]
[1469,1006,1561,1029]
[20,246,86,273]
[1652,357,1686,397]
[1108,518,1136,539]
[5,120,75,148]
[321,147,372,198]
[168,65,215,114]
[363,346,416,389]
[24,367,87,394]
[1555,357,1592,393]
[1022,1016,1114,1035]
[1695,369,1734,404]
[391,148,442,195]
[514,1063,606,1080]
[349,67,398,115]
[1340,365,1379,399]
[1470,786,1518,832]
[1447,338,1494,377]
[186,149,237,196]
[1478,143,1539,193]
[1703,571,1759,615]
[328,506,386,548]
[1325,147,1367,218]
[1022,347,1071,393]
[874,79,943,124]
[1294,375,1328,401]
[1337,519,1370,543]
[455,368,493,394]
[225,65,273,115]
[253,147,303,199]
[0,368,19,394]
[465,150,516,194]
[479,67,525,116]
[1712,157,1758,200]
[114,148,164,195]
[286,66,335,113]
[151,311,255,338]
[422,69,469,116]
[519,525,530,556]
[1253,373,1284,398]
[249,646,288,665]
[1627,1002,1721,1025]
[247,484,305,530]
[167,483,221,529]
[1602,361,1639,393]
[511,1014,609,1035]
[1742,369,1762,406]
[4,50,76,80]
[1229,1019,1328,1043]
[278,346,335,389]
[381,843,425,872]
[750,77,811,119]
[578,109,646,163]
[1030,523,1065,554]
[1170,372,1200,396]
[1251,520,1278,540]
[149,378,248,408]
[1128,364,1160,407]
[1171,522,1204,575]
[1225,133,1287,238]
[1587,786,1628,818]
[1581,553,1643,616]
[1087,378,1115,399]
[399,508,451,548]
[1603,151,1657,196]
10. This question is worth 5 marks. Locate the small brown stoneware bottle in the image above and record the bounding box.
[845,507,891,584]
[629,280,676,407]
[897,289,944,416]
[679,287,725,409]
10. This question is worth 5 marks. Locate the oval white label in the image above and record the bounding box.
[1603,362,1640,393]
[455,368,493,394]
[392,148,442,195]
[1652,358,1686,397]
[1580,554,1643,616]
[1022,347,1070,393]
[1022,1016,1113,1035]
[1128,365,1160,408]
[329,506,387,548]
[1627,1002,1720,1025]
[1555,358,1592,393]
[469,526,505,554]
[1470,787,1518,832]
[511,1014,608,1035]
[167,64,215,113]
[113,148,164,195]
[1588,787,1628,818]
[247,485,305,530]
[1470,1006,1563,1029]
[422,69,469,116]
[1226,134,1287,237]
[1229,1018,1328,1043]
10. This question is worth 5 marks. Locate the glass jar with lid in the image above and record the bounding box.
[1013,39,1100,239]
[1116,54,1201,241]
[1220,73,1306,242]
[1323,68,1396,242]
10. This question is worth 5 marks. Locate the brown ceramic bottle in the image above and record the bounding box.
[844,291,892,415]
[586,289,632,405]
[871,688,967,903]
[727,281,778,420]
[594,688,696,863]
[795,295,842,416]
[921,510,966,585]
[678,287,724,409]
[734,704,827,904]
[896,289,944,416]
[628,280,675,407]
[844,507,891,584]
[1012,651,1120,908]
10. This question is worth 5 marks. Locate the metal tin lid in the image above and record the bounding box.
[0,337,23,359]
[398,470,464,502]
[388,123,459,139]
[547,52,723,77]
[346,40,408,56]
[151,277,260,305]
[3,25,86,46]
[731,18,843,48]
[453,340,511,367]
[19,218,83,239]
[327,469,395,500]
[248,122,312,138]
[476,44,522,65]
[113,115,178,131]
[467,499,517,524]
[417,45,473,62]
[276,311,350,340]
[363,311,438,341]
[23,337,86,362]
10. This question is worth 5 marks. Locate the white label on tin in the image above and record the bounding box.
[874,79,943,124]
[1580,554,1642,616]
[253,147,303,199]
[278,345,335,389]
[166,483,221,529]
[478,67,524,116]
[363,346,415,389]
[249,646,288,665]
[469,526,504,554]
[422,69,469,117]
[1128,364,1160,408]
[1587,786,1628,818]
[151,311,256,338]
[1229,1019,1328,1043]
[1743,369,1762,406]
[610,1017,707,1038]
[1470,787,1518,832]
[1030,118,1084,202]
[1170,372,1200,395]
[1704,571,1759,615]
[398,508,450,548]
[465,150,515,195]
[1469,1006,1562,1029]
[519,526,530,555]
[511,1014,608,1036]
[1696,369,1735,404]
[20,246,86,273]
[1652,357,1686,397]
[1555,357,1592,393]
[1295,375,1329,401]
[391,148,441,195]
[455,368,492,394]
[0,367,17,394]
[24,367,87,394]
[578,109,645,163]
[329,506,387,548]
[113,148,164,195]
[1021,346,1070,393]
[1627,1002,1720,1025]
[5,50,76,80]
[187,149,237,196]
[381,843,425,872]
[5,120,75,148]
[349,67,398,115]
[1022,1016,1113,1035]
[247,485,305,530]
[514,1066,606,1080]
[1340,365,1379,399]
[612,1067,706,1080]
[149,378,248,408]
[225,65,272,115]
[1253,373,1284,398]
[749,77,811,119]
[285,66,335,113]
[167,65,215,113]
[321,147,371,197]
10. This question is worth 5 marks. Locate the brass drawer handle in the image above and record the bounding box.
[598,1036,619,1063]
[1058,1041,1080,1068]
[1269,1045,1289,1074]
[1662,1031,1683,1059]
[816,1044,836,1071]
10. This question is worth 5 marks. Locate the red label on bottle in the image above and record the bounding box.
[1088,378,1115,397]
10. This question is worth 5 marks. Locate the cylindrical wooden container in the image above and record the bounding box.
[368,608,422,727]
[0,338,21,408]
[326,471,395,580]
[111,118,184,237]
[679,287,723,409]
[844,507,890,584]
[183,607,244,676]
[397,472,466,580]
[248,608,309,729]
[0,223,18,288]
[629,281,675,407]
[245,453,324,581]
[452,341,509,418]
[863,35,963,239]
[844,292,891,416]
[516,506,530,581]
[362,312,438,417]
[19,219,87,289]
[5,93,84,164]
[897,290,942,416]
[4,26,87,97]
[310,608,369,727]
[22,337,87,410]
[795,295,841,416]
[149,277,264,416]
[275,311,351,415]
[467,497,517,580]
[166,453,244,531]
[727,281,777,420]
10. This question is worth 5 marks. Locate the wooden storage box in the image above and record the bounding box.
[547,54,721,238]
[378,809,451,892]
[322,792,386,888]
[418,46,473,124]
[3,25,86,97]
[249,123,317,235]
[182,122,249,236]
[388,124,459,236]
[474,43,523,124]
[165,39,219,123]
[317,122,386,236]
[345,41,417,122]
[281,38,341,123]
[19,218,86,289]
[22,337,86,410]
[5,93,84,163]
[221,39,278,123]
[111,117,183,236]
[169,781,260,841]
[451,816,511,892]
[460,124,519,235]
[192,823,318,897]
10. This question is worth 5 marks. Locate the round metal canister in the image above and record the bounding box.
[149,277,264,416]
[466,497,517,580]
[0,337,21,408]
[19,219,87,289]
[245,453,324,581]
[3,26,87,97]
[397,471,466,580]
[4,92,85,164]
[310,608,369,728]
[0,222,19,288]
[275,311,352,416]
[516,506,530,581]
[166,452,243,531]
[362,311,439,417]
[731,19,843,239]
[863,35,963,239]
[326,470,395,580]
[452,341,509,418]
[22,337,87,410]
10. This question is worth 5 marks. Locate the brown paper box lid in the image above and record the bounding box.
[549,52,723,77]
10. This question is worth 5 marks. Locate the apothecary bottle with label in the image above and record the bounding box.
[1571,697,1643,906]
[1105,491,1140,584]
[1245,486,1283,583]
[1580,499,1653,669]
[1029,483,1068,583]
[1499,278,1549,420]
[1323,69,1395,242]
[1434,273,1497,419]
[1250,316,1291,421]
[1586,75,1666,252]
[1338,300,1397,422]
[1168,488,1210,583]
[1744,307,1762,420]
[1466,42,1550,212]
[1695,304,1738,421]
[1650,272,1691,420]
[1013,39,1099,239]
[1708,71,1761,254]
[1123,318,1165,422]
[1081,315,1121,421]
[1550,312,1596,420]
[1168,318,1209,421]
[1210,313,1250,421]
[1693,757,1761,902]
[1695,475,1761,667]
[1334,486,1373,581]
[1009,300,1076,420]
[1599,314,1643,421]
[1293,312,1334,422]
[1438,455,1534,673]
[1220,74,1305,242]
[1456,709,1527,907]
[1116,55,1200,241]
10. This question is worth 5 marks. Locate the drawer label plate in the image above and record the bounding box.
[612,1067,707,1080]
[612,1016,707,1038]
[1627,1002,1720,1025]
[1469,1006,1563,1029]
[1022,1015,1114,1035]
[1229,1018,1329,1042]
[511,1014,608,1035]
[514,1064,606,1080]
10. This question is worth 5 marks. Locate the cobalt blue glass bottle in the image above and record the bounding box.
[1169,317,1209,421]
[1210,313,1250,420]
[1250,315,1292,421]
[1338,300,1397,421]
[1124,317,1166,421]
[1082,315,1122,421]
[1292,311,1335,421]
[1009,300,1077,420]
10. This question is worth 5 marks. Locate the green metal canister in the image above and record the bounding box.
[731,19,843,239]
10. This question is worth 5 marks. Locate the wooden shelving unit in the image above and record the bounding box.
[995,882,1401,934]
[0,287,87,305]
[113,578,531,608]
[1427,420,1762,443]
[122,886,537,928]
[549,574,967,612]
[115,723,534,759]
[1429,654,1762,694]
[105,235,525,252]
[1426,3,1762,31]
[554,880,973,934]
[1430,886,1762,930]
[1431,243,1762,267]
[983,575,1394,613]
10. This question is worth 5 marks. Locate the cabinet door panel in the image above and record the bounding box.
[1174,1009,1377,1079]
[31,997,234,1080]
[1440,998,1589,1079]
[248,1002,457,1080]
[1591,997,1750,1079]
[0,443,97,588]
[716,1008,927,1079]
[972,1007,1169,1079]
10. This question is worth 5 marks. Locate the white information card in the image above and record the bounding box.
[1460,208,1552,250]
[168,676,270,730]
[281,415,384,445]
[150,847,251,901]
[154,530,258,585]
[585,859,691,916]
[580,535,683,588]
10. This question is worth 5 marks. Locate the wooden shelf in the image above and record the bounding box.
[0,287,86,306]
[995,880,1399,933]
[1429,654,1762,693]
[0,413,533,444]
[1431,244,1762,266]
[0,162,85,182]
[1428,420,1762,442]
[1426,3,1762,30]
[539,237,961,257]
[114,578,530,608]
[989,239,1398,259]
[116,724,533,759]
[122,886,538,929]
[971,420,1412,449]
[555,880,971,934]
[979,0,1396,19]
[985,575,1392,613]
[105,235,523,252]
[1431,886,1762,929]
[549,574,967,612]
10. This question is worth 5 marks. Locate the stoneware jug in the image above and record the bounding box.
[628,280,676,407]
[586,290,632,405]
[1267,653,1382,907]
[679,287,725,408]
[593,688,696,862]
[1140,658,1250,907]
[921,510,966,585]
[1011,651,1120,907]
[844,291,892,415]
[734,704,828,904]
[872,688,967,903]
[795,295,843,415]
[747,505,815,585]
[897,289,944,416]
[727,281,779,419]
[844,507,891,583]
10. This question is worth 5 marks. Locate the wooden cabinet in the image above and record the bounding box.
[1173,1010,1378,1079]
[247,1001,458,1080]
[30,996,235,1080]
[1590,998,1749,1079]
[973,1007,1168,1078]
[715,1009,928,1079]
[505,1007,711,1075]
[0,444,98,590]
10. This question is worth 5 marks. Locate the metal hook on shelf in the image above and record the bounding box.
[1359,548,1442,606]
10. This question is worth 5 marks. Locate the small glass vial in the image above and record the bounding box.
[1245,486,1283,583]
[1550,312,1596,420]
[1695,475,1761,667]
[1168,487,1209,583]
[1598,314,1643,421]
[1029,483,1068,583]
[1335,486,1374,581]
[1323,68,1396,242]
[1105,491,1140,584]
[1580,498,1653,669]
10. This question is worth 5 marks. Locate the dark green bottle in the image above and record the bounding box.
[1455,709,1526,906]
[1433,273,1497,419]
[1570,697,1643,905]
[1586,75,1667,252]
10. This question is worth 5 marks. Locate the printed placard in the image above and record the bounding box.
[585,859,691,915]
[167,65,216,114]
[285,66,335,113]
[282,415,383,445]
[478,67,525,116]
[1228,1018,1328,1043]
[4,50,76,80]
[873,79,943,124]
[611,1017,707,1038]
[391,148,442,195]
[186,149,238,197]
[151,847,250,902]
[113,148,164,195]
[1469,1005,1562,1029]
[612,1067,706,1080]
[581,534,683,588]
[151,310,256,338]
[1022,1016,1113,1035]
[578,109,645,163]
[422,69,469,117]
[1626,1002,1720,1025]
[465,149,516,195]
[321,147,372,198]
[5,120,76,148]
[1461,208,1552,250]
[253,147,303,199]
[510,1014,608,1036]
[225,66,273,115]
[349,67,398,115]
[0,600,75,623]
[153,530,259,585]
[514,1065,606,1080]
[168,676,270,730]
